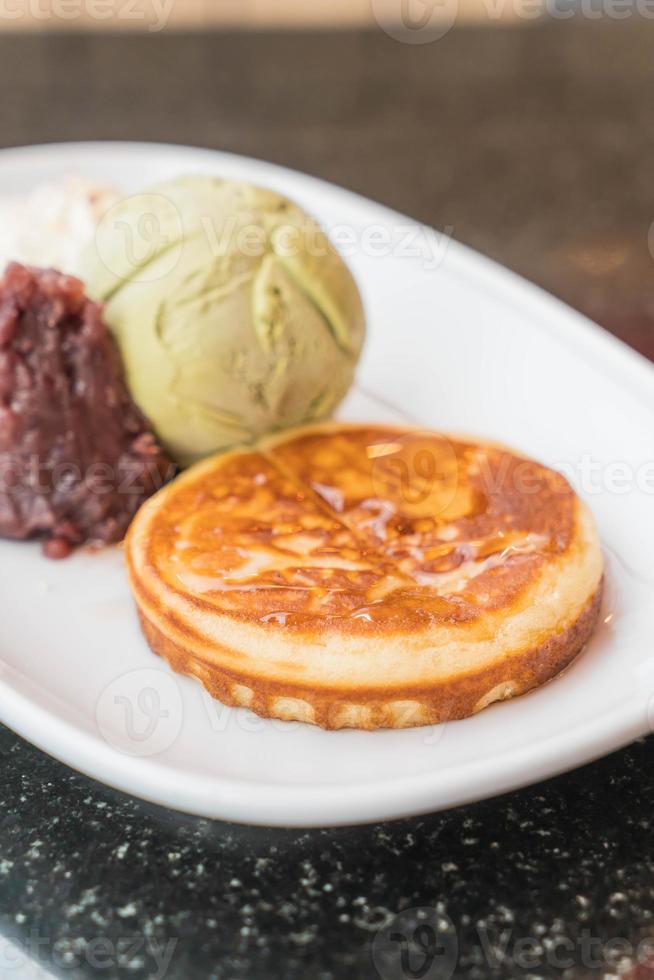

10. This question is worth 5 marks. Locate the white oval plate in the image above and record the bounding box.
[0,142,653,828]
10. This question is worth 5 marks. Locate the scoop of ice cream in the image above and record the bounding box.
[0,177,119,277]
[82,176,366,467]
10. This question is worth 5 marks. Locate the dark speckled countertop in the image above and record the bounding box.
[0,22,653,980]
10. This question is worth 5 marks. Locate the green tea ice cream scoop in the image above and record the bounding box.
[82,176,366,467]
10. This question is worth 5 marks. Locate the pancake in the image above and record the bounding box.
[126,423,604,730]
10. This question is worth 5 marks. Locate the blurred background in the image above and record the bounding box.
[1,0,651,363]
[0,0,523,30]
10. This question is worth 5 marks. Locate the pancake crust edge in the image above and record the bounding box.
[135,587,601,730]
[126,422,605,731]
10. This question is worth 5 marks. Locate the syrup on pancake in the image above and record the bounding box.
[146,426,574,631]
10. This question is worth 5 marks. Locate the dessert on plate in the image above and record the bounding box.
[0,176,119,277]
[0,173,365,555]
[0,263,173,558]
[126,423,603,730]
[82,176,366,466]
[0,168,604,733]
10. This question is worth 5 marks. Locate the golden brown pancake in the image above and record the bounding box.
[126,423,603,730]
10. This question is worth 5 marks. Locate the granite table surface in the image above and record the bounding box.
[0,21,653,980]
